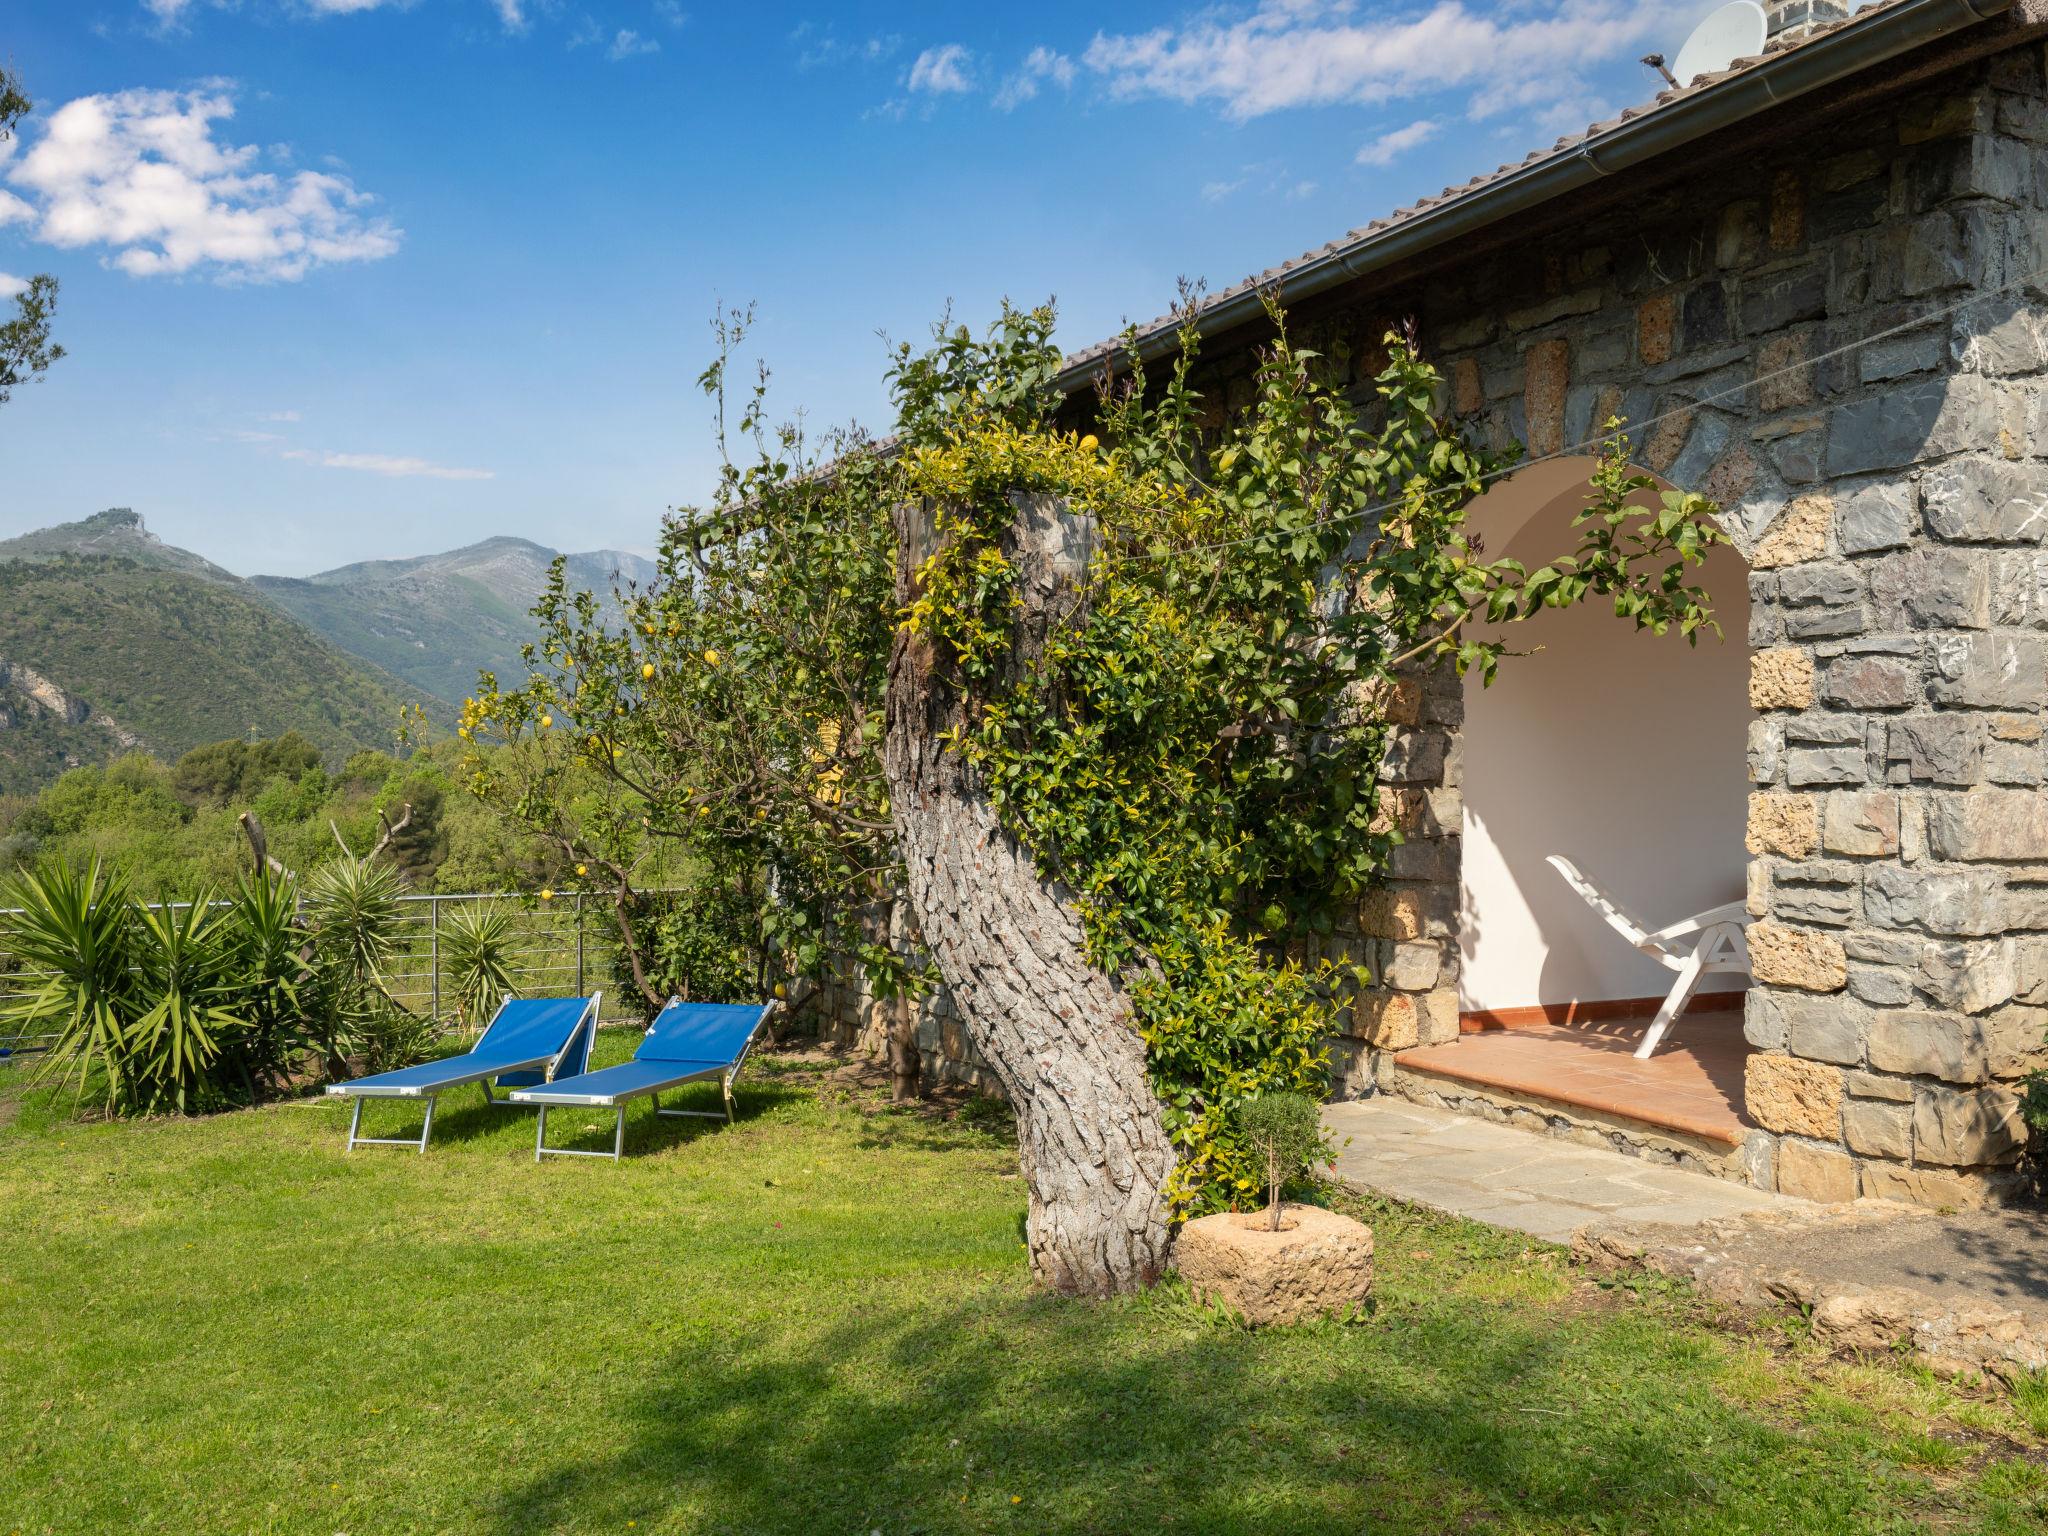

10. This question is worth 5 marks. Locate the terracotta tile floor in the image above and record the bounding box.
[1395,1008,1754,1147]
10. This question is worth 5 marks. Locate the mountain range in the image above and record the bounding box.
[252,535,655,705]
[0,509,653,792]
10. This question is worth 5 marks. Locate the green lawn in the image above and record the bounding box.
[4,1036,2046,1536]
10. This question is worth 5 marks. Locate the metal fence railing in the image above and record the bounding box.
[0,891,636,1060]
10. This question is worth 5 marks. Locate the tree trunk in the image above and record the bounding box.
[884,492,1177,1297]
[886,992,922,1105]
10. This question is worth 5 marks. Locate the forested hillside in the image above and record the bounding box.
[0,555,439,794]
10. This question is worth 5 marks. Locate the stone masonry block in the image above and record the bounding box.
[1749,922,1848,992]
[1824,654,1917,710]
[1786,748,1868,787]
[1827,376,2016,477]
[1382,941,1442,993]
[1354,991,1419,1051]
[1777,1138,1858,1202]
[1523,338,1569,457]
[1780,993,1866,1065]
[1912,1084,2025,1166]
[1747,793,1818,857]
[1838,481,1916,554]
[1919,939,2017,1015]
[1842,1098,1913,1159]
[1745,1052,1844,1139]
[1822,790,1899,856]
[1750,494,1834,568]
[1865,1009,1991,1083]
[1889,715,1986,786]
[1927,789,2048,860]
[1751,648,1817,711]
[1928,632,2046,710]
[1923,457,2048,544]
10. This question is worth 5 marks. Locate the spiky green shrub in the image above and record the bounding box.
[442,900,515,1027]
[1,858,147,1111]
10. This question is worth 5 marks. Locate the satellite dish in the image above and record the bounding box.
[1671,0,1769,86]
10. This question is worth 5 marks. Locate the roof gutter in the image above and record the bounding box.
[1057,0,2013,395]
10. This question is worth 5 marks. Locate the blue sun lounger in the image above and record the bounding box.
[509,998,772,1162]
[326,993,600,1152]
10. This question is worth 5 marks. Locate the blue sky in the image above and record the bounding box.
[0,0,1715,576]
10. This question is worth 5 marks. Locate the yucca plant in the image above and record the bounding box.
[221,865,309,1096]
[442,901,515,1029]
[301,853,416,1078]
[0,858,141,1112]
[125,895,244,1113]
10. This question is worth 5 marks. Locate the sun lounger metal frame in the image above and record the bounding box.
[511,998,772,1162]
[326,993,601,1152]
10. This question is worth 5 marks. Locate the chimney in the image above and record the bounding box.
[1765,0,1851,43]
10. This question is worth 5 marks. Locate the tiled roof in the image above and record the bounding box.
[1059,0,1923,377]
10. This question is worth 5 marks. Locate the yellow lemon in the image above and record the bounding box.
[575,864,587,877]
[539,889,554,902]
[1079,434,1098,452]
[642,662,655,680]
[773,982,787,999]
[539,714,552,729]
[703,648,720,666]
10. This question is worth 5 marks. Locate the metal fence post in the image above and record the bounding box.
[429,895,441,1024]
[575,892,586,996]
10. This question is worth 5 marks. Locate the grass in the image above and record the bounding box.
[4,1035,2047,1536]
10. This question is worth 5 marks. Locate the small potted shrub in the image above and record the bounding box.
[1174,1092,1374,1325]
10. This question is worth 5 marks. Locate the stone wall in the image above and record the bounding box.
[822,43,2048,1207]
[793,901,1003,1096]
[1156,46,2048,1203]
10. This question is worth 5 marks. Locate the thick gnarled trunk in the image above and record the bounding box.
[884,493,1176,1297]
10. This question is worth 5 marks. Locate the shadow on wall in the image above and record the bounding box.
[1458,458,1753,1016]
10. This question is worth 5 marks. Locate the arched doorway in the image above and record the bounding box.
[1456,456,1752,1020]
[1457,458,1752,1025]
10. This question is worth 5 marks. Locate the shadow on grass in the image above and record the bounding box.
[481,1277,1923,1536]
[340,1080,810,1156]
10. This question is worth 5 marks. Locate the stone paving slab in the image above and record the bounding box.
[1323,1096,1794,1244]
[1323,1095,2048,1382]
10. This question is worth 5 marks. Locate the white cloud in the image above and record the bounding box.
[4,87,401,283]
[1085,0,1697,124]
[654,0,686,27]
[1199,159,1317,204]
[606,28,660,60]
[492,0,528,32]
[143,0,405,19]
[791,26,899,70]
[0,189,33,226]
[282,449,494,480]
[994,45,1076,110]
[1356,117,1439,167]
[908,43,974,94]
[0,272,26,299]
[264,409,302,422]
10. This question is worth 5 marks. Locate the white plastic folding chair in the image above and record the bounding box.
[1545,855,1750,1059]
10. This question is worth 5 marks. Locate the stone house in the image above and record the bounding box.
[814,0,2048,1211]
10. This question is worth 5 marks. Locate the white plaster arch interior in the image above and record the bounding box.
[1456,456,1753,1020]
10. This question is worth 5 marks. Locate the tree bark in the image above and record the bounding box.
[884,492,1176,1297]
[886,992,922,1104]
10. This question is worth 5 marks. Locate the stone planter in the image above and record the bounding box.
[1176,1203,1374,1325]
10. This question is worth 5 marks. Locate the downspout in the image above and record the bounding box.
[1059,0,2013,395]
